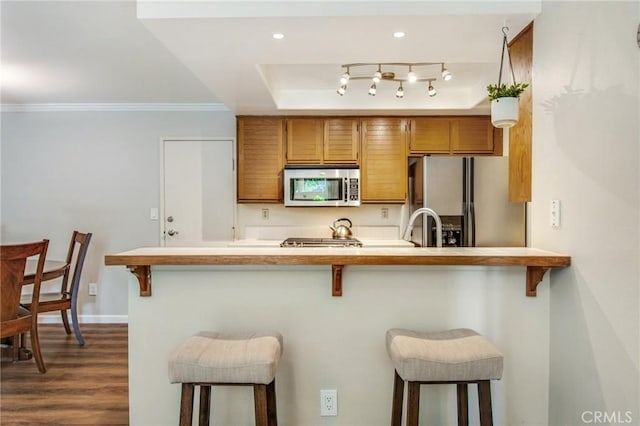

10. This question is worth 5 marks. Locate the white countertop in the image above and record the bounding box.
[106,246,570,264]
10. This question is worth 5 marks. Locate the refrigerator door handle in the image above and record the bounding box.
[468,202,476,247]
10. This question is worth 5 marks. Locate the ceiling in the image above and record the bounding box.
[1,0,540,115]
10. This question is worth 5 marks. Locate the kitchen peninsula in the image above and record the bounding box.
[106,245,570,425]
[106,246,569,298]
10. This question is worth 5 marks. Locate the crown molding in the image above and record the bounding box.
[0,103,229,113]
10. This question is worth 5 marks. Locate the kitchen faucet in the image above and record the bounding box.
[403,208,443,248]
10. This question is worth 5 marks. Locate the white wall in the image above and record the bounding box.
[532,1,639,424]
[0,110,235,320]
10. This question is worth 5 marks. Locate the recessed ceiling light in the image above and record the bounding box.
[272,33,285,40]
[393,31,406,38]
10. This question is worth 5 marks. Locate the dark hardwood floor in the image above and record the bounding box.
[0,324,128,425]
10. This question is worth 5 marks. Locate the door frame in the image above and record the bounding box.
[159,137,237,246]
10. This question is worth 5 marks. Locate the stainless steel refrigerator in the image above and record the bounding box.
[408,155,526,247]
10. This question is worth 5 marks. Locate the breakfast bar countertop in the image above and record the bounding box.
[104,245,569,265]
[105,246,570,298]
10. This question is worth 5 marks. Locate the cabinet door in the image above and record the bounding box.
[408,117,451,154]
[361,118,407,202]
[286,118,324,163]
[237,117,284,202]
[323,118,359,164]
[451,117,494,153]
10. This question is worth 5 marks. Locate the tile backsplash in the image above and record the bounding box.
[236,204,408,240]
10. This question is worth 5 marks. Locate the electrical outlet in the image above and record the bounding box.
[88,283,98,296]
[381,207,389,219]
[320,389,337,416]
[261,208,269,220]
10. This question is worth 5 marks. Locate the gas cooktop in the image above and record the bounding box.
[280,237,363,248]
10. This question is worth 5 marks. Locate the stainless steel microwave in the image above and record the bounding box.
[284,166,360,207]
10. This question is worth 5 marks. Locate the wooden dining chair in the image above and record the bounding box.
[22,231,92,346]
[1,240,49,373]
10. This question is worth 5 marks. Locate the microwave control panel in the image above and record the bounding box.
[349,178,359,201]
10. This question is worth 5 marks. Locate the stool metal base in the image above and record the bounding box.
[391,370,493,426]
[179,379,277,426]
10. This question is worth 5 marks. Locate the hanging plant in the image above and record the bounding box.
[486,82,529,101]
[488,27,528,128]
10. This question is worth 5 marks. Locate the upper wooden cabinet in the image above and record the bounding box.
[323,118,359,163]
[360,118,407,203]
[408,117,451,153]
[286,118,359,164]
[451,117,495,153]
[285,118,324,163]
[237,117,285,203]
[408,116,497,155]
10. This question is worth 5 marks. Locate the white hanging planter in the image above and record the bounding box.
[491,97,519,128]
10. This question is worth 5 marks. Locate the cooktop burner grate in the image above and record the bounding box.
[280,237,363,248]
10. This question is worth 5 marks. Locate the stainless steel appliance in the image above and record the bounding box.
[431,215,464,247]
[408,155,526,247]
[280,237,363,247]
[284,166,360,207]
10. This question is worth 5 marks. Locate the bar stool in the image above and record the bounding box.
[386,328,503,426]
[168,331,283,426]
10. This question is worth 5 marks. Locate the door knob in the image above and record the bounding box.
[167,229,179,236]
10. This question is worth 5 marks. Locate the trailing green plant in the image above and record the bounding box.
[486,82,529,101]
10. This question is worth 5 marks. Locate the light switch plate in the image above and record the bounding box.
[550,199,561,228]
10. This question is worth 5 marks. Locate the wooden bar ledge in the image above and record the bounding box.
[107,247,571,299]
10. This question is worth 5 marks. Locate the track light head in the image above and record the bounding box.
[428,82,437,97]
[368,83,377,96]
[340,71,350,85]
[373,66,382,84]
[441,65,452,81]
[407,67,417,83]
[337,85,347,96]
[396,83,404,99]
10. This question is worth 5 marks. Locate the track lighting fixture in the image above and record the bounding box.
[336,62,451,99]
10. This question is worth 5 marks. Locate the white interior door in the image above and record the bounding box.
[162,139,235,246]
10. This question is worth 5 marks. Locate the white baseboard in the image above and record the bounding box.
[38,314,128,324]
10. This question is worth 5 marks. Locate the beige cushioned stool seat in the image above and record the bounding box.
[168,331,283,385]
[386,328,503,382]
